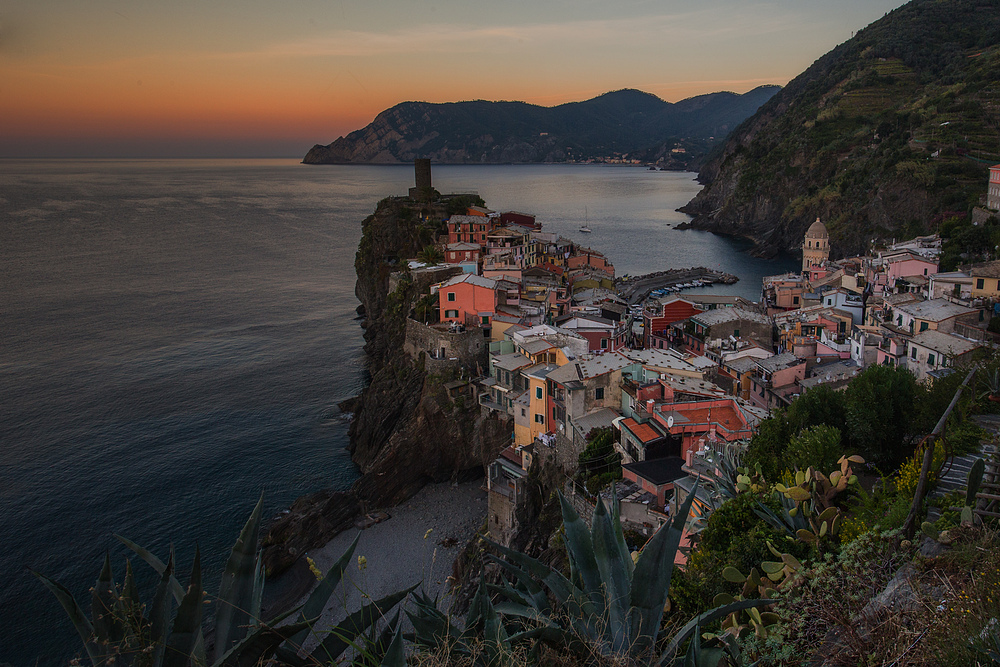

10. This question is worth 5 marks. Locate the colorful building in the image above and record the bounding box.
[436,273,498,329]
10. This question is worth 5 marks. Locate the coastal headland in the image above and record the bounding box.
[262,193,513,577]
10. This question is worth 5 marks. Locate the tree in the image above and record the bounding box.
[416,245,443,265]
[786,384,848,438]
[786,424,844,473]
[445,194,486,216]
[746,411,792,481]
[844,364,919,471]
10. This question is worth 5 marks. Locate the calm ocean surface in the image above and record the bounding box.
[0,159,794,665]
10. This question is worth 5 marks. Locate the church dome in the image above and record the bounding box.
[805,218,829,239]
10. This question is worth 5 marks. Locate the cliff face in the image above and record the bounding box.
[681,0,1000,258]
[303,87,780,165]
[262,197,509,575]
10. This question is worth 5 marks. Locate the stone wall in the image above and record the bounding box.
[404,318,489,373]
[389,264,463,297]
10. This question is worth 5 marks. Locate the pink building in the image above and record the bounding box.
[885,252,938,284]
[988,164,1000,210]
[445,242,481,265]
[567,249,615,277]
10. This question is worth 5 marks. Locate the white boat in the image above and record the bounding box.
[579,206,592,232]
[579,225,592,233]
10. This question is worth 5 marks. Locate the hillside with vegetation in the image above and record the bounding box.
[682,0,1000,258]
[302,87,779,166]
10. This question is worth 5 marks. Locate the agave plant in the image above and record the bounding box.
[35,494,414,667]
[476,485,773,665]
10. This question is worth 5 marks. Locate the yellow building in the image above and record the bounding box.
[513,364,559,446]
[971,260,1000,300]
[802,218,830,273]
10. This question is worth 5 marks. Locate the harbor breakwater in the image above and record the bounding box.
[616,267,739,304]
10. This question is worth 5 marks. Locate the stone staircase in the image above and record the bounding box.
[927,414,1000,520]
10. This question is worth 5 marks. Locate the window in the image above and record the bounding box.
[600,338,609,349]
[445,309,458,318]
[595,387,605,400]
[521,408,526,417]
[924,268,928,276]
[978,278,985,290]
[535,387,543,400]
[733,328,740,337]
[793,296,799,305]
[911,347,917,360]
[919,322,928,332]
[447,292,456,302]
[534,414,544,424]
[481,315,489,325]
[928,353,936,366]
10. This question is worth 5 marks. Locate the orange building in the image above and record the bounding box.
[436,273,498,328]
[643,297,704,349]
[447,214,491,246]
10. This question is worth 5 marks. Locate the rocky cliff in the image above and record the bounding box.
[681,0,1000,258]
[262,197,509,575]
[303,87,780,165]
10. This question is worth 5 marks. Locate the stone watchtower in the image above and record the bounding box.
[802,218,830,272]
[408,159,433,201]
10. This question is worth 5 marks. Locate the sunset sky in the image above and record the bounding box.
[2,0,909,158]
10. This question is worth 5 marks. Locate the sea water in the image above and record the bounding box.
[0,160,793,664]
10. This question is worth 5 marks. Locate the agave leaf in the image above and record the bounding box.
[379,623,406,667]
[610,486,634,578]
[485,538,579,608]
[660,598,776,664]
[249,553,265,630]
[213,494,265,662]
[489,555,548,612]
[628,480,699,659]
[148,554,175,667]
[90,552,123,652]
[122,559,141,609]
[489,578,534,610]
[211,617,312,667]
[163,547,203,667]
[592,497,631,653]
[477,579,508,667]
[115,534,187,603]
[493,600,558,626]
[309,584,417,664]
[463,577,490,638]
[32,570,100,666]
[557,492,603,605]
[284,531,361,651]
[405,595,460,650]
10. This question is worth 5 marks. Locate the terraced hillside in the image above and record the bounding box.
[682,0,1000,258]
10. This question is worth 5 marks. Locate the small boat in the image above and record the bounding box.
[579,206,592,232]
[579,225,592,233]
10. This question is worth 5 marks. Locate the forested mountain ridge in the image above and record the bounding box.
[302,86,780,166]
[681,0,1000,257]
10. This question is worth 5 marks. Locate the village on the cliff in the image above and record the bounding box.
[396,161,1000,547]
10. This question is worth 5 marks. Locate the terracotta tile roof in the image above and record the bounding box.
[622,418,664,444]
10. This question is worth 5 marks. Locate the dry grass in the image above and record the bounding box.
[740,525,1000,666]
